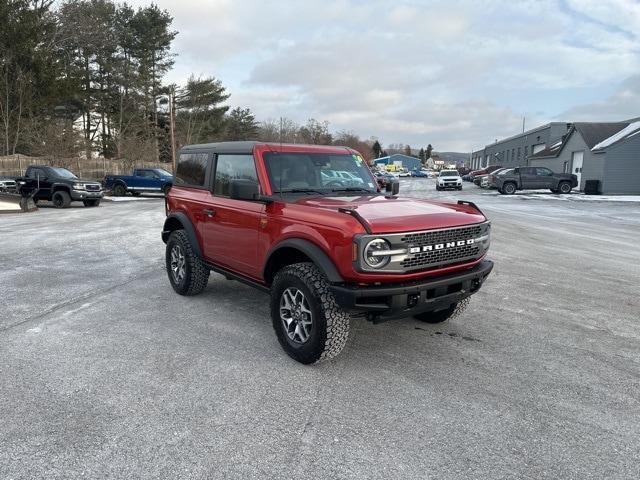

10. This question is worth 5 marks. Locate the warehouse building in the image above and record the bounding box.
[373,154,422,171]
[471,122,572,170]
[529,121,640,194]
[471,117,639,194]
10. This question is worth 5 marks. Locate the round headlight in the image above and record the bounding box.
[364,238,391,268]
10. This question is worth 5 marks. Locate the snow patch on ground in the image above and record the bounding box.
[480,190,640,202]
[102,195,163,202]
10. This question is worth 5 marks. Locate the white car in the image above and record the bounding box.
[436,170,463,191]
[0,177,17,193]
[398,169,411,177]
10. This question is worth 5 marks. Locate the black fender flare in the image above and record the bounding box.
[112,179,128,189]
[52,183,72,193]
[161,212,203,258]
[264,238,344,283]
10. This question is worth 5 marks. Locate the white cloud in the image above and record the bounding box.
[560,75,640,121]
[129,0,640,150]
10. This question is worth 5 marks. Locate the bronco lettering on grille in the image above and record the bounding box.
[409,239,475,253]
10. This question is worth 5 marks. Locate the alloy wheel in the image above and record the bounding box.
[280,287,313,344]
[170,245,186,283]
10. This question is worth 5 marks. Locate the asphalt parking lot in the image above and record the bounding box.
[2,180,640,479]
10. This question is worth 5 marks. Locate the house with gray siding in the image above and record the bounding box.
[529,121,640,194]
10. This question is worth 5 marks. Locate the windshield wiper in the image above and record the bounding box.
[330,187,377,193]
[277,188,326,195]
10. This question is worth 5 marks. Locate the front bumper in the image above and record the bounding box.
[330,260,493,321]
[438,182,462,189]
[71,190,104,200]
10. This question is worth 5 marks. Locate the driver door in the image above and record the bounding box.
[201,154,264,279]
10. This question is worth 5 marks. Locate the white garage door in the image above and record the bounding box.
[571,151,584,190]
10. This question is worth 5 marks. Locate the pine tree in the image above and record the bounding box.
[226,107,258,141]
[174,75,230,145]
[426,144,433,160]
[372,140,382,158]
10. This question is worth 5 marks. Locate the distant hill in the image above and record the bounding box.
[435,152,470,165]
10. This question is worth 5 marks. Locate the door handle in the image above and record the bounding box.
[203,208,216,217]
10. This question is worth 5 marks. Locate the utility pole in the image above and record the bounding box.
[522,116,526,133]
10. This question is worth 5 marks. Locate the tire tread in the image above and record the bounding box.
[166,230,209,296]
[271,262,349,363]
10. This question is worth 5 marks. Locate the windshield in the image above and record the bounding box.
[49,167,77,179]
[154,168,173,177]
[440,170,459,177]
[264,152,378,195]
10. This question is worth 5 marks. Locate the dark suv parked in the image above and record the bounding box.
[18,166,103,207]
[495,166,578,194]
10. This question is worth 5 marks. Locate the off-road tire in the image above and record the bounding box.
[270,262,350,364]
[558,181,572,194]
[52,191,71,208]
[113,183,126,196]
[501,182,516,195]
[83,199,100,207]
[414,298,470,323]
[165,230,210,296]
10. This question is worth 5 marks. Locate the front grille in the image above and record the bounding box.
[400,244,480,270]
[355,221,490,273]
[399,224,484,271]
[85,184,101,191]
[401,224,482,245]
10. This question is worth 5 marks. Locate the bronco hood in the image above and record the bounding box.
[294,195,486,233]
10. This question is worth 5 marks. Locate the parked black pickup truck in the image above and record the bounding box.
[17,165,103,208]
[496,166,578,194]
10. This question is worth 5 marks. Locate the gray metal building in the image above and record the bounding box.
[529,121,640,194]
[471,122,571,170]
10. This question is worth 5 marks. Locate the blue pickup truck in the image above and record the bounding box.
[103,168,173,196]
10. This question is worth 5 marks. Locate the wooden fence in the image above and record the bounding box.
[0,155,172,180]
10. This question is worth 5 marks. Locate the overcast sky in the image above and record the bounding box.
[130,0,640,152]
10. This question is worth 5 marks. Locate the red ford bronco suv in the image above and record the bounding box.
[162,142,493,364]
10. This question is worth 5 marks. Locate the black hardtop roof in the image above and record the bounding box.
[181,141,260,154]
[179,141,356,155]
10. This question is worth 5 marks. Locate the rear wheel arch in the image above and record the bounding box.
[502,181,517,194]
[112,181,127,195]
[161,212,203,259]
[264,239,344,286]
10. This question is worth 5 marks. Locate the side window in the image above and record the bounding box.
[28,168,45,179]
[214,154,258,197]
[175,152,209,187]
[138,170,152,178]
[536,167,553,176]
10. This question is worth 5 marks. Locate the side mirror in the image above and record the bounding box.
[229,179,259,201]
[385,179,400,195]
